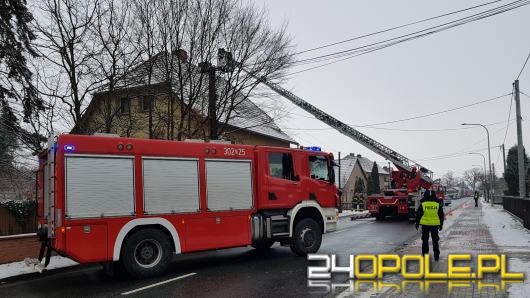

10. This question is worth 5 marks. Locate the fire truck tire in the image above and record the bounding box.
[251,239,275,250]
[121,228,172,279]
[290,218,322,256]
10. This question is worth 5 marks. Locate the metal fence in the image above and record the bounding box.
[0,206,37,236]
[503,196,530,229]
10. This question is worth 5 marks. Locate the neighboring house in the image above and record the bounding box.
[334,155,367,210]
[76,50,296,147]
[348,153,390,193]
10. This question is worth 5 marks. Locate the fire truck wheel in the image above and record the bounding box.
[121,228,172,279]
[290,218,322,256]
[251,239,275,250]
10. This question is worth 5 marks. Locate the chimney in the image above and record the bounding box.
[357,154,362,158]
[176,49,188,62]
[349,153,355,157]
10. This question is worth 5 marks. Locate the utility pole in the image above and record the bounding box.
[501,144,506,174]
[208,66,217,140]
[338,152,342,212]
[514,80,526,197]
[199,61,218,140]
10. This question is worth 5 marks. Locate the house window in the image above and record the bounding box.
[141,96,153,112]
[120,98,131,114]
[268,152,295,180]
[309,155,329,181]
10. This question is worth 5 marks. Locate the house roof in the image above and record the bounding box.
[334,157,366,188]
[334,153,389,187]
[91,51,296,144]
[344,154,389,175]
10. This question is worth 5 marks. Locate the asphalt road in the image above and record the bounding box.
[0,199,467,298]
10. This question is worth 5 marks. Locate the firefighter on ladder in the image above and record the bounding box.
[415,189,444,261]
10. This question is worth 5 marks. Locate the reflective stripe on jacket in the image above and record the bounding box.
[419,201,441,226]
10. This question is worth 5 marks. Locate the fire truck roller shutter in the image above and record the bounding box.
[205,159,253,211]
[142,157,200,214]
[113,217,181,261]
[65,154,135,218]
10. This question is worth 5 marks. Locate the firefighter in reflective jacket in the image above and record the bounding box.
[415,189,444,261]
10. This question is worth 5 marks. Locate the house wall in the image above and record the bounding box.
[379,174,390,193]
[341,164,367,210]
[82,87,290,147]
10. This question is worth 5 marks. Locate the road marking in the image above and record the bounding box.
[121,272,197,295]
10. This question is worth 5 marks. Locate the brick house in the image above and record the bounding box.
[76,50,296,147]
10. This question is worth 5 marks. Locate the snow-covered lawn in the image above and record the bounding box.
[0,256,77,280]
[482,203,530,295]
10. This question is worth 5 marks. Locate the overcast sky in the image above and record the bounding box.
[253,0,530,179]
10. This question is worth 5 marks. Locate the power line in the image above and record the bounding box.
[501,87,514,145]
[294,0,502,56]
[292,0,529,65]
[520,90,530,99]
[414,123,510,161]
[282,92,511,127]
[282,119,511,132]
[359,93,511,127]
[516,50,530,79]
[286,0,530,74]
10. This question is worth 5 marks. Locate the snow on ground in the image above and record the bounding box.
[482,203,530,295]
[0,233,36,240]
[338,209,369,218]
[482,203,530,251]
[0,257,78,280]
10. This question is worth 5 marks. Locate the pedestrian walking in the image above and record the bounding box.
[416,189,444,261]
[474,191,479,207]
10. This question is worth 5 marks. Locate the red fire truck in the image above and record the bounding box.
[35,134,338,278]
[367,166,432,221]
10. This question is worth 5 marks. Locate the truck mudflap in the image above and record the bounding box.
[322,207,338,233]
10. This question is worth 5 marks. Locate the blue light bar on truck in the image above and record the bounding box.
[64,144,75,151]
[303,146,321,151]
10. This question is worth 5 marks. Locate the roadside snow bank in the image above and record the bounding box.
[0,256,77,280]
[482,203,530,295]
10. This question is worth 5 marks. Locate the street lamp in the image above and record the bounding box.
[469,152,488,203]
[463,123,493,205]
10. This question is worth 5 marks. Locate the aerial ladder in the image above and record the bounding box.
[218,49,434,220]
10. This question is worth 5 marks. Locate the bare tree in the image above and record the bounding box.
[463,168,484,192]
[441,171,457,188]
[89,0,144,133]
[131,0,294,141]
[34,0,101,133]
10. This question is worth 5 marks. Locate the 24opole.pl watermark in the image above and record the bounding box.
[307,254,524,295]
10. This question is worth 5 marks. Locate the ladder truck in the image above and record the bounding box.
[218,49,433,221]
[260,78,433,221]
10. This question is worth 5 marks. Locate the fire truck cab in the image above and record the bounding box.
[36,134,338,278]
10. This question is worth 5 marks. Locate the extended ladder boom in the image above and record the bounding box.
[216,48,432,184]
[259,79,432,184]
